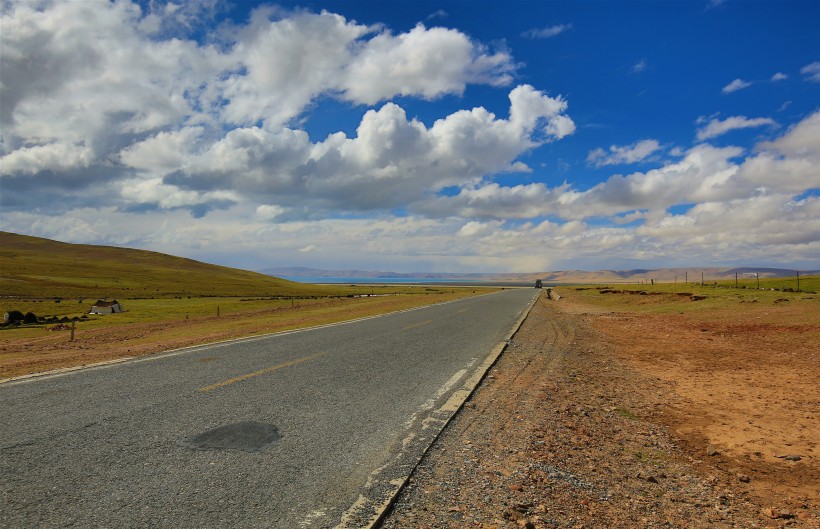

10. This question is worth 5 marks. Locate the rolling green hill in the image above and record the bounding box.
[0,232,330,299]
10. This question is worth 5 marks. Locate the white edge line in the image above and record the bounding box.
[334,289,541,529]
[0,289,513,387]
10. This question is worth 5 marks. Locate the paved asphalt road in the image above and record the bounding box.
[1,288,538,528]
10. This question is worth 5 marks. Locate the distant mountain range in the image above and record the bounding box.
[260,267,501,280]
[261,266,818,284]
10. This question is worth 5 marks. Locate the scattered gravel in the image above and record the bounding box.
[378,295,817,528]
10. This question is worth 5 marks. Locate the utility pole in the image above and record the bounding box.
[735,272,738,289]
[756,273,760,290]
[701,271,704,285]
[797,270,800,292]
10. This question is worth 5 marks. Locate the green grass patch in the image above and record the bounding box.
[0,231,398,299]
[1,289,490,338]
[615,407,640,420]
[568,277,819,322]
[1,232,499,347]
[0,289,495,378]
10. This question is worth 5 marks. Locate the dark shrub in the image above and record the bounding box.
[24,312,38,324]
[6,310,25,323]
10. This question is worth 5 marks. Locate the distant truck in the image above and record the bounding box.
[535,279,543,289]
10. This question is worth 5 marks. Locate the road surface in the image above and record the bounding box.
[1,288,538,528]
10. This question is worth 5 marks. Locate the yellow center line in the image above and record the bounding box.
[198,352,328,393]
[402,319,433,331]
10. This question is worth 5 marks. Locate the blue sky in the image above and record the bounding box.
[1,0,818,272]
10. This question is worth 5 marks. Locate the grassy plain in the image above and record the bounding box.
[0,289,493,379]
[571,274,819,318]
[0,231,376,299]
[0,232,497,378]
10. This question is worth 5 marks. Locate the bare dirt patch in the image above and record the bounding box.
[564,293,819,509]
[379,290,818,528]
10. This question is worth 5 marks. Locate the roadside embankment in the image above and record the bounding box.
[379,288,818,528]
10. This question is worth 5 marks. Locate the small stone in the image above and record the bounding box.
[706,445,719,456]
[783,454,802,461]
[504,508,524,521]
[762,507,779,519]
[637,471,660,483]
[797,511,812,521]
[509,484,524,492]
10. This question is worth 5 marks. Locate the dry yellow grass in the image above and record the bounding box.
[0,289,493,379]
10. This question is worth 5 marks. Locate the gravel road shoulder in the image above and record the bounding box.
[378,293,817,528]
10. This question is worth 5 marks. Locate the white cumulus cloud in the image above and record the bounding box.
[416,110,820,225]
[1,1,817,273]
[0,1,544,220]
[341,24,515,105]
[801,61,820,82]
[696,115,777,141]
[587,139,662,167]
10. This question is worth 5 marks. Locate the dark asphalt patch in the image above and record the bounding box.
[185,421,281,452]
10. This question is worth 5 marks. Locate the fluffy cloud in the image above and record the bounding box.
[4,190,816,273]
[722,78,752,93]
[217,8,371,126]
[587,139,662,167]
[801,61,820,82]
[1,1,817,272]
[756,110,820,157]
[416,182,567,219]
[695,115,777,140]
[221,15,515,123]
[1,0,570,220]
[635,194,820,252]
[5,109,815,272]
[1,3,516,136]
[416,110,820,224]
[105,84,573,216]
[341,24,514,105]
[0,1,520,213]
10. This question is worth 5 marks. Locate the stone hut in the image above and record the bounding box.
[89,300,124,315]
